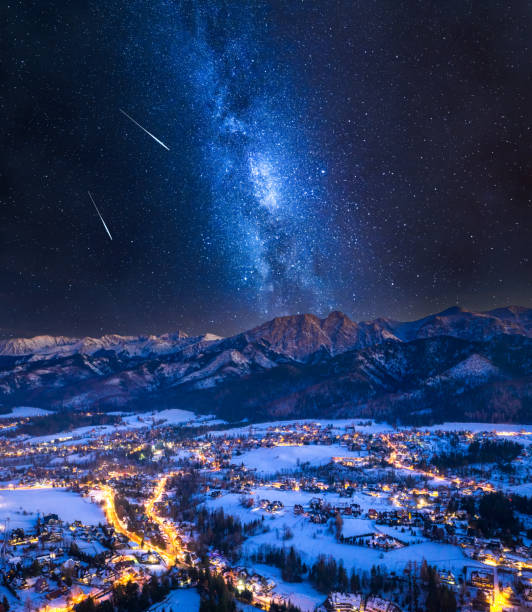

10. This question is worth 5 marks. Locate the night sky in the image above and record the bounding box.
[2,1,531,338]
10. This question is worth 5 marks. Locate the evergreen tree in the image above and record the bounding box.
[349,569,361,593]
[337,564,348,592]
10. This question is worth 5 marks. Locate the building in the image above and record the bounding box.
[325,592,363,611]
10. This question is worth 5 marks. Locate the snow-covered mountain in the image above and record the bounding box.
[2,306,531,360]
[242,311,399,361]
[0,330,220,358]
[390,305,532,342]
[0,306,531,423]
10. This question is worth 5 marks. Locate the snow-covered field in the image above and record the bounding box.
[25,408,224,445]
[245,523,476,575]
[0,406,52,419]
[122,408,197,427]
[207,419,396,438]
[208,419,532,440]
[205,484,481,576]
[247,563,324,611]
[148,588,200,611]
[50,452,96,465]
[0,488,105,529]
[506,483,532,496]
[234,444,363,474]
[421,422,532,434]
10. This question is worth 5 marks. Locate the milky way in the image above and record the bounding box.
[3,0,532,337]
[176,4,334,317]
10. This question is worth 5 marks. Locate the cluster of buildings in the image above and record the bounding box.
[0,413,530,610]
[323,592,401,612]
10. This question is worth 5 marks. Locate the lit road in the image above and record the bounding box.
[100,473,184,567]
[144,473,186,565]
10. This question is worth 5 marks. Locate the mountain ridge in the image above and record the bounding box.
[3,305,531,358]
[0,305,531,424]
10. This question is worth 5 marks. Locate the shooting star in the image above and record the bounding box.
[119,108,170,151]
[88,191,113,241]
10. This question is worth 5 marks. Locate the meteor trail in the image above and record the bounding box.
[119,108,170,151]
[88,191,113,241]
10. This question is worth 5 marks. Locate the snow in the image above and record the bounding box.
[247,563,324,611]
[206,419,396,439]
[375,523,423,544]
[444,353,500,379]
[25,408,214,445]
[50,452,96,465]
[205,486,480,577]
[211,419,532,440]
[234,444,362,474]
[148,588,200,611]
[76,539,108,556]
[122,408,197,427]
[0,406,52,419]
[0,488,106,530]
[245,523,477,575]
[341,517,374,537]
[506,483,532,496]
[206,487,396,524]
[28,424,119,445]
[421,422,532,434]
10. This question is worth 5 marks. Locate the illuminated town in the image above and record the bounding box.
[0,408,530,611]
[4,0,532,607]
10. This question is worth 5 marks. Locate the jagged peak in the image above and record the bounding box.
[433,305,469,317]
[485,305,530,317]
[2,304,531,360]
[245,312,321,334]
[324,310,351,322]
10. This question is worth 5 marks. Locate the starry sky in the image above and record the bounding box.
[2,1,531,338]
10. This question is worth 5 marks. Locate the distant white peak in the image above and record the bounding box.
[202,333,223,342]
[0,330,193,357]
[0,335,77,356]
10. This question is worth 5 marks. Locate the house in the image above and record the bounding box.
[439,570,455,585]
[310,497,324,511]
[46,588,65,600]
[43,513,60,525]
[365,595,401,612]
[34,577,49,593]
[470,571,493,590]
[325,591,363,611]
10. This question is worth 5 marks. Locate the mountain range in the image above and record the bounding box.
[1,306,531,424]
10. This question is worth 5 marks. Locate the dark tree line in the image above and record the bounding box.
[9,411,120,437]
[476,492,521,538]
[194,507,263,560]
[194,567,301,612]
[251,545,306,582]
[75,575,170,612]
[307,555,457,611]
[511,493,532,515]
[69,541,107,567]
[432,439,523,469]
[422,562,457,612]
[309,555,350,594]
[198,569,236,612]
[460,491,522,541]
[167,471,202,522]
[114,495,144,535]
